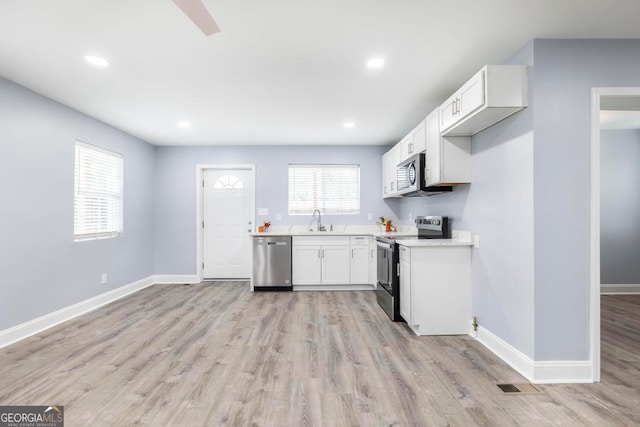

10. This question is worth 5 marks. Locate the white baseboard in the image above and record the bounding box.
[601,284,640,294]
[532,361,593,384]
[475,325,593,384]
[0,275,155,349]
[153,274,200,284]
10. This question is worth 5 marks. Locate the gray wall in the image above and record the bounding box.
[153,145,401,274]
[0,77,156,331]
[600,129,640,284]
[533,39,640,360]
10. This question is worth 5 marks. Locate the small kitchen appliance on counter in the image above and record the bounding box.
[375,216,449,321]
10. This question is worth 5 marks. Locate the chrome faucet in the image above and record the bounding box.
[309,209,326,232]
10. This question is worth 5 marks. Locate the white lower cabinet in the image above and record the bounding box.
[398,244,471,335]
[399,247,412,322]
[321,245,350,285]
[292,236,373,288]
[350,236,370,284]
[291,245,323,285]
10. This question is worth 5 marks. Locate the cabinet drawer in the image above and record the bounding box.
[399,245,411,261]
[293,236,349,246]
[349,235,369,245]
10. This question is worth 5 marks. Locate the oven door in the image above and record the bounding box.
[376,240,395,294]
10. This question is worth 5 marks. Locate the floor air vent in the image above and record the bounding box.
[497,383,542,394]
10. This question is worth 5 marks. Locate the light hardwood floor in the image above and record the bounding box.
[1,284,639,426]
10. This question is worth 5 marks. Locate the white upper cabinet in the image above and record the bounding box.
[382,143,402,199]
[400,118,426,162]
[439,65,527,136]
[425,108,471,186]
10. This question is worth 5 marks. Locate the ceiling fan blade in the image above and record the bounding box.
[172,0,220,36]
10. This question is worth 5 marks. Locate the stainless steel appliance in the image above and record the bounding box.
[376,238,400,320]
[376,215,449,321]
[396,153,452,196]
[252,236,292,291]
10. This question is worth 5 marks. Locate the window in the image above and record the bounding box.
[213,174,244,189]
[74,141,123,241]
[288,164,360,215]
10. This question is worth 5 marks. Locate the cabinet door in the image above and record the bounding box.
[400,135,413,161]
[399,257,412,323]
[388,144,401,194]
[411,119,426,154]
[382,150,397,197]
[321,245,350,285]
[425,108,441,186]
[292,246,322,285]
[350,245,370,284]
[381,151,390,196]
[383,144,401,198]
[439,94,458,131]
[458,69,485,120]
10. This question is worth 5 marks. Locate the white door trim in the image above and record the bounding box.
[196,164,256,282]
[589,87,640,383]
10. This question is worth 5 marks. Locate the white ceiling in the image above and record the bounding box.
[1,1,640,146]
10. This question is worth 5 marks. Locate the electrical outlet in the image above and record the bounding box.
[367,213,373,220]
[276,213,282,221]
[101,273,108,284]
[409,212,413,221]
[473,235,480,248]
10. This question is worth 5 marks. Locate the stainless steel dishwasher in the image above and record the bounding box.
[252,236,292,291]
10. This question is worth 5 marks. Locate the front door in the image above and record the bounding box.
[203,168,254,279]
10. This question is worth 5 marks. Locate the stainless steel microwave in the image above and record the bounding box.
[396,153,452,196]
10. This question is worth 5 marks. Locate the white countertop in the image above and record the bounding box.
[250,226,474,246]
[250,224,417,237]
[396,239,473,247]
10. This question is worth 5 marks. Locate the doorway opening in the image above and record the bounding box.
[590,87,640,383]
[196,164,256,282]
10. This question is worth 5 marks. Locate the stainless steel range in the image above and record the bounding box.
[375,216,449,321]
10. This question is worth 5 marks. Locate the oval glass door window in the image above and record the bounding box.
[408,163,416,185]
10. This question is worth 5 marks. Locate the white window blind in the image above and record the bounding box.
[74,141,123,241]
[288,164,360,215]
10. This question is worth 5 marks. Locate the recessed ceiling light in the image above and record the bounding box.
[178,121,191,128]
[344,122,355,128]
[366,58,384,68]
[84,55,109,67]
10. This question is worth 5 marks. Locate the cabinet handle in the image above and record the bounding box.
[318,249,321,259]
[456,98,461,114]
[451,100,455,116]
[397,263,400,277]
[351,249,354,258]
